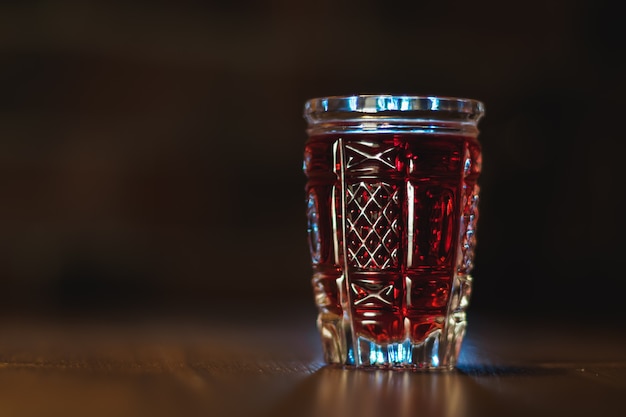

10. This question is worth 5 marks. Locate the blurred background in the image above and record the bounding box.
[0,0,624,320]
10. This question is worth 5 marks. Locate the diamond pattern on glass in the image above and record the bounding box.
[346,181,400,269]
[351,281,394,307]
[344,141,398,174]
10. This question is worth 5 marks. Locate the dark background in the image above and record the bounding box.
[0,0,624,320]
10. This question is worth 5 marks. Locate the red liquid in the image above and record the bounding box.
[305,133,480,345]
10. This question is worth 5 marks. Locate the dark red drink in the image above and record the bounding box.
[304,95,484,368]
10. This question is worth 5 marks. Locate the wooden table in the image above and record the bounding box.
[1,309,624,417]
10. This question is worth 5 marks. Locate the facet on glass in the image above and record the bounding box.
[303,95,484,369]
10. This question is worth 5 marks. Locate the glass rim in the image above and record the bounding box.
[304,94,485,119]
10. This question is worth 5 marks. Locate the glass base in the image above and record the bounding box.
[318,312,467,370]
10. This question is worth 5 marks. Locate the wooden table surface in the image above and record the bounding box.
[1,309,625,417]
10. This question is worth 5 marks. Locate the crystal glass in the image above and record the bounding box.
[303,95,485,369]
